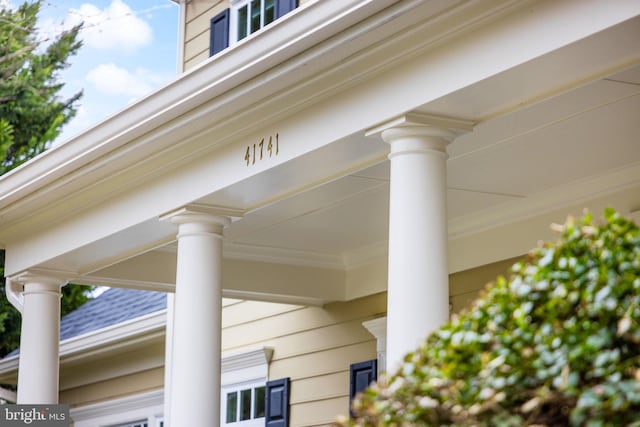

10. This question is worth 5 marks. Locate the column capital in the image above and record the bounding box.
[160,204,244,228]
[366,112,474,142]
[11,269,71,290]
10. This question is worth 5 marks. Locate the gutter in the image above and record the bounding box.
[0,309,167,379]
[176,0,186,74]
[0,0,402,222]
[5,278,23,313]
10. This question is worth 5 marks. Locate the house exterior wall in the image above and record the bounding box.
[183,0,313,70]
[225,293,384,426]
[61,367,164,409]
[57,257,516,425]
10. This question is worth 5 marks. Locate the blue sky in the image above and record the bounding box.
[17,0,180,144]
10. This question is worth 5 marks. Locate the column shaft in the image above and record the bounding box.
[16,278,66,404]
[383,126,453,371]
[168,211,228,426]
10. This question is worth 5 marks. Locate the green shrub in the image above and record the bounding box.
[342,209,640,426]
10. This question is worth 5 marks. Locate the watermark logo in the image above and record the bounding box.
[1,405,69,426]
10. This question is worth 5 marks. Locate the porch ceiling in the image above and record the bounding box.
[1,1,639,304]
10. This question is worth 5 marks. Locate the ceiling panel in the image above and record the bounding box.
[232,184,389,253]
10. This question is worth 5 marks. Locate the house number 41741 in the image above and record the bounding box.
[245,134,279,166]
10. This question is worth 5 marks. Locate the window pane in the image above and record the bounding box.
[237,5,248,40]
[250,0,261,33]
[264,0,275,26]
[226,392,238,423]
[254,386,266,418]
[240,388,252,421]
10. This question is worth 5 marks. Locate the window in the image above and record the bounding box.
[210,0,298,56]
[223,380,266,426]
[220,347,272,427]
[232,0,276,42]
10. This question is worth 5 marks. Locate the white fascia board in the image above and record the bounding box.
[70,389,164,424]
[0,0,400,220]
[0,0,635,222]
[0,310,167,377]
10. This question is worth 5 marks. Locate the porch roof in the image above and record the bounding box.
[0,0,638,305]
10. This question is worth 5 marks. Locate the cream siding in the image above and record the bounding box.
[184,1,227,70]
[222,292,386,427]
[182,0,315,71]
[449,256,521,314]
[60,367,164,408]
[53,257,517,423]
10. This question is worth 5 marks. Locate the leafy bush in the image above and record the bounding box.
[341,209,640,426]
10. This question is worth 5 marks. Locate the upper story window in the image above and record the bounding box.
[232,0,276,43]
[210,0,298,56]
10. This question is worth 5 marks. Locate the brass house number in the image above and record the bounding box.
[245,133,279,166]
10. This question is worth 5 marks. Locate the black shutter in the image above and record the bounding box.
[265,377,290,427]
[210,9,230,56]
[274,0,297,19]
[349,359,377,417]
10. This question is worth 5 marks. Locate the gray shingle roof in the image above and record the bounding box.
[6,287,167,357]
[59,287,167,340]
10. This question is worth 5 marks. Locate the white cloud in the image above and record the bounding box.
[86,63,169,98]
[0,0,14,10]
[68,0,153,53]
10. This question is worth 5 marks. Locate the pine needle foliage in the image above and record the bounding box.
[0,0,82,174]
[0,1,88,359]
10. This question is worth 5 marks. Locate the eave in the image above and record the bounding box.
[0,310,167,385]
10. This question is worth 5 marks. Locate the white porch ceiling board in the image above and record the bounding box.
[0,0,638,295]
[234,184,389,254]
[448,94,640,197]
[447,72,640,160]
[608,65,640,85]
[417,19,640,123]
[222,173,386,240]
[447,188,521,220]
[448,185,640,273]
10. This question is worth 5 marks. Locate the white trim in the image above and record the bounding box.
[221,347,272,387]
[0,310,166,376]
[5,277,23,313]
[342,241,387,270]
[176,0,186,73]
[0,0,398,218]
[362,317,387,375]
[224,241,344,269]
[71,389,163,427]
[220,347,272,427]
[163,293,175,427]
[221,379,266,427]
[230,0,278,45]
[0,385,16,403]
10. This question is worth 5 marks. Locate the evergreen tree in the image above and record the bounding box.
[0,1,90,359]
[0,0,82,173]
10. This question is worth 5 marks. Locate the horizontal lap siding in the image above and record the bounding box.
[184,1,227,70]
[449,256,521,314]
[61,367,164,408]
[222,293,386,427]
[182,0,315,71]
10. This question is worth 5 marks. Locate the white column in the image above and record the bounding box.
[162,205,237,427]
[368,113,472,372]
[15,274,67,404]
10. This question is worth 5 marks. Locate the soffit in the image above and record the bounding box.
[2,1,639,300]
